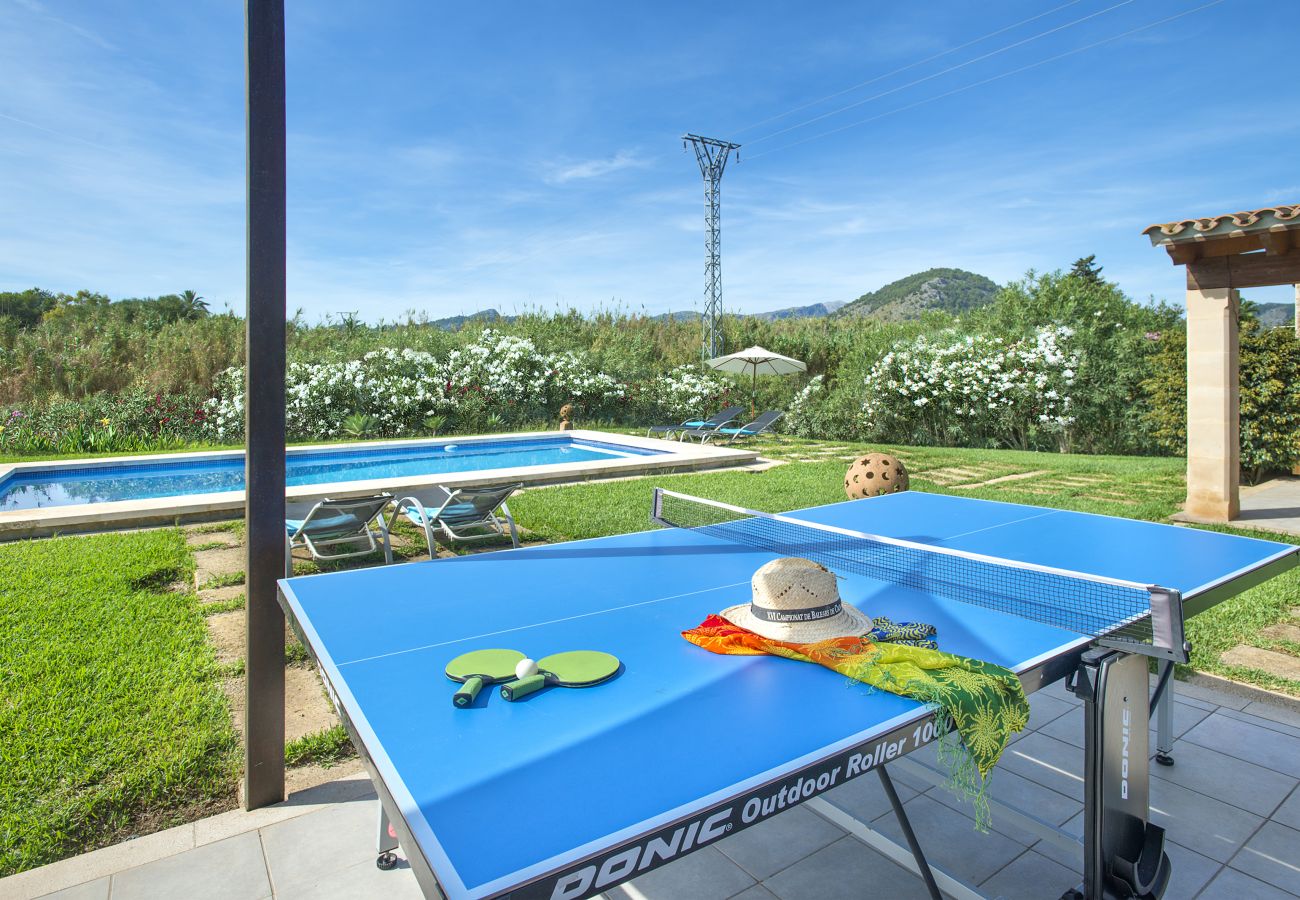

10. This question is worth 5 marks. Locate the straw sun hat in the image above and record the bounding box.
[719,557,872,643]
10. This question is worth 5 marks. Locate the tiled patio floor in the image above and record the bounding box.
[5,678,1298,900]
[1234,476,1300,537]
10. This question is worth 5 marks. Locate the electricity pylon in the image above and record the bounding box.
[683,134,740,361]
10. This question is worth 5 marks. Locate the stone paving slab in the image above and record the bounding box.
[1221,645,1300,681]
[1199,865,1298,899]
[193,545,245,589]
[866,792,1027,886]
[1231,476,1300,537]
[109,832,270,900]
[1147,776,1263,863]
[976,849,1078,900]
[1230,821,1300,894]
[199,584,245,605]
[714,805,843,881]
[260,799,381,893]
[1162,840,1225,899]
[1242,699,1300,729]
[1273,786,1300,832]
[1184,712,1300,778]
[1148,739,1298,818]
[187,529,241,548]
[32,880,109,900]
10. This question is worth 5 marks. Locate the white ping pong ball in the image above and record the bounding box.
[516,658,539,679]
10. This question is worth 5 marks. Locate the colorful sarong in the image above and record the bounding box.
[682,615,1029,829]
[868,616,939,649]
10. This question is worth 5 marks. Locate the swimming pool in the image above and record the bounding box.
[0,435,657,511]
[0,430,758,539]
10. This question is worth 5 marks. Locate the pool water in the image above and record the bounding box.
[0,436,660,511]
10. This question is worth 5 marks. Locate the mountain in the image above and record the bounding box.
[748,300,847,321]
[835,268,1000,321]
[1253,301,1295,329]
[429,309,514,330]
[650,301,847,322]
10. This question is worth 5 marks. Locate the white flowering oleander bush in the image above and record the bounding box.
[636,365,734,421]
[862,326,1080,451]
[202,330,714,441]
[783,375,826,437]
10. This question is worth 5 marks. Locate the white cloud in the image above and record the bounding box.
[544,150,648,184]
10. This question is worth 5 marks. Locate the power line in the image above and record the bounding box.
[731,0,1090,137]
[744,0,1138,147]
[746,0,1227,161]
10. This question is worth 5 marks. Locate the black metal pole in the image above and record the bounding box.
[243,0,287,810]
[877,767,942,900]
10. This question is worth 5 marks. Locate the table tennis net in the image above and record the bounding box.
[652,489,1183,659]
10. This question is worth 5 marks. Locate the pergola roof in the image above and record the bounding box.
[1144,204,1299,243]
[1141,204,1300,269]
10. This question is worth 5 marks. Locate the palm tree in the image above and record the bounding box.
[178,289,209,319]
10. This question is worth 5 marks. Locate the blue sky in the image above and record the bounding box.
[2,0,1297,320]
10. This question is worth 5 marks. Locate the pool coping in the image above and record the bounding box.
[0,429,758,541]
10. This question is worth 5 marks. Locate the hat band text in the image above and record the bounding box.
[750,600,842,624]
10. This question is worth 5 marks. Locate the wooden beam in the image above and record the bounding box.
[1187,249,1300,291]
[1260,230,1293,255]
[1163,232,1270,265]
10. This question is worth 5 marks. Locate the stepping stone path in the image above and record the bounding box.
[1220,646,1300,681]
[184,524,344,792]
[1219,608,1300,683]
[923,465,1010,487]
[953,470,1049,489]
[193,545,245,590]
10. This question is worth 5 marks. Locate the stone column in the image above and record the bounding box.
[1184,286,1239,521]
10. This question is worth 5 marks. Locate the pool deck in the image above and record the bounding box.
[0,430,758,541]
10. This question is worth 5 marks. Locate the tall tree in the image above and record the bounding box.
[178,289,209,319]
[1070,255,1104,285]
[0,288,56,327]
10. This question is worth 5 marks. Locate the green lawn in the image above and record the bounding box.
[511,439,1300,695]
[0,530,239,877]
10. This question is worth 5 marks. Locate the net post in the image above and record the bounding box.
[650,487,666,526]
[1149,588,1188,664]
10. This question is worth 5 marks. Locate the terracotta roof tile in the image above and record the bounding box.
[1142,204,1300,239]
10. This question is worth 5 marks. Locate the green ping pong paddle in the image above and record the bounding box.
[499,650,621,701]
[445,649,526,708]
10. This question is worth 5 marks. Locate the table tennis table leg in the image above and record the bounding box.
[878,767,943,900]
[376,800,400,870]
[1069,649,1172,900]
[1154,660,1175,767]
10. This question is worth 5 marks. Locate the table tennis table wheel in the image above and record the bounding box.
[1155,751,1174,767]
[376,851,399,871]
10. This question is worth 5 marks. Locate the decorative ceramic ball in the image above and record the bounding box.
[844,453,909,499]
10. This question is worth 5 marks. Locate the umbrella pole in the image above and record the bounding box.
[751,368,756,420]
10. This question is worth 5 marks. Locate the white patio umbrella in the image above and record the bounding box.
[706,345,807,419]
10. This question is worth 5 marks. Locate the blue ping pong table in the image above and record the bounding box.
[278,489,1297,900]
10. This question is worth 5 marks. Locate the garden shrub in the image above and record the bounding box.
[1144,317,1300,484]
[859,326,1079,451]
[207,332,627,441]
[783,375,871,440]
[1,389,209,455]
[968,271,1181,455]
